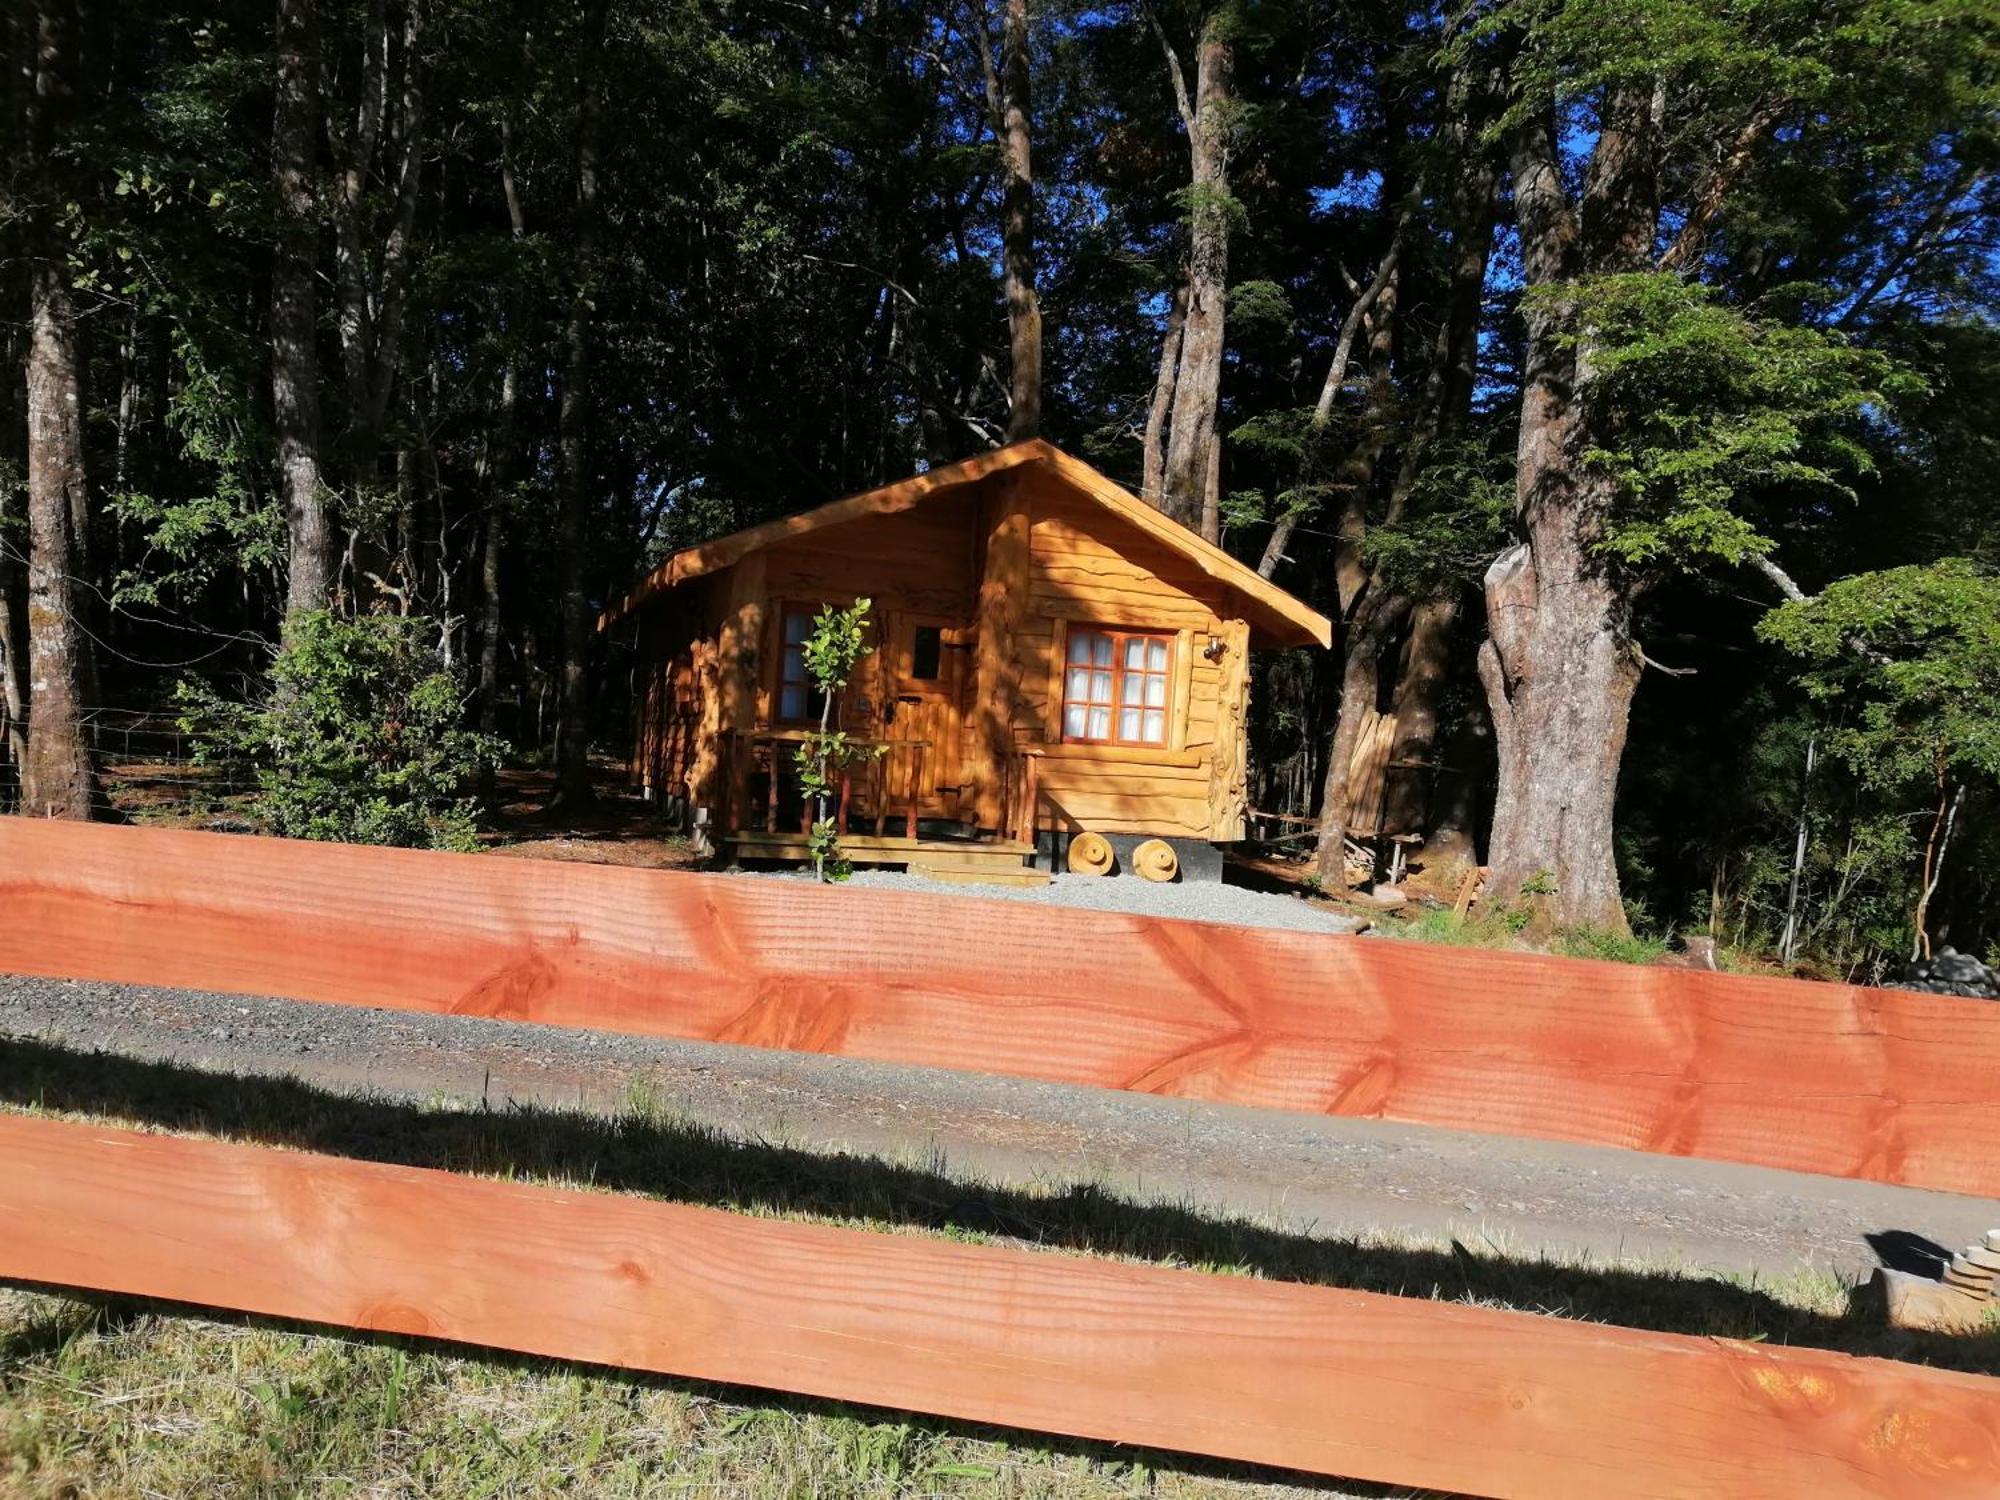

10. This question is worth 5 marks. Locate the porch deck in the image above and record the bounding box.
[723,830,1047,887]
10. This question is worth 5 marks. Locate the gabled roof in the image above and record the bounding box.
[599,439,1331,648]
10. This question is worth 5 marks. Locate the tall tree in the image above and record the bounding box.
[271,0,333,623]
[1148,4,1237,537]
[328,0,429,532]
[976,0,1042,441]
[552,0,609,808]
[1477,0,1993,932]
[18,0,96,818]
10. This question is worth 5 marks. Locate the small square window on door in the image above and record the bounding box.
[1062,627,1171,746]
[909,624,943,681]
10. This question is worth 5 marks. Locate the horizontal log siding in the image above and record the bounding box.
[1021,480,1229,838]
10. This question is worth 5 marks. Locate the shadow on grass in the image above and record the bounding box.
[2,1031,1996,1394]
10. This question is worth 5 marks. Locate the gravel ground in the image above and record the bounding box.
[752,866,1369,934]
[3,973,1993,1284]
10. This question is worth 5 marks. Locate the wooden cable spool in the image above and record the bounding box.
[1132,838,1179,883]
[1067,831,1115,877]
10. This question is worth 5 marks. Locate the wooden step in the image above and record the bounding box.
[728,832,1033,864]
[908,862,1052,888]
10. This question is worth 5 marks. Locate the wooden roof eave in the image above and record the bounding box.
[1031,445,1332,650]
[597,439,1333,651]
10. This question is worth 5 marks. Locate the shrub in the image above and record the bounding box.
[180,612,500,851]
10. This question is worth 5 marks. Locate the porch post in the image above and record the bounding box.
[965,468,1032,831]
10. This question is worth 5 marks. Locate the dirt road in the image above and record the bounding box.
[2,973,1991,1284]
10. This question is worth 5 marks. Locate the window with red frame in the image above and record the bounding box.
[1061,627,1171,746]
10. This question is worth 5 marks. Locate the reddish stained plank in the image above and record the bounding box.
[2,1111,1996,1499]
[2,819,2000,1197]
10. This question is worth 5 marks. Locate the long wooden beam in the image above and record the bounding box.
[3,820,2000,1198]
[2,1111,1994,1499]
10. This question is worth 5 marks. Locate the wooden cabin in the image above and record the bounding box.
[601,440,1331,881]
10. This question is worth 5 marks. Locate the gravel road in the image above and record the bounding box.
[3,973,1991,1285]
[749,866,1369,933]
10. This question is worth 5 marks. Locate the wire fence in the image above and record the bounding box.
[0,707,266,826]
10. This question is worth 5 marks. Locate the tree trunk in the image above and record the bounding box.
[331,0,427,514]
[1159,16,1232,534]
[0,437,26,775]
[1140,282,1186,505]
[552,0,609,808]
[997,0,1039,442]
[1381,594,1457,836]
[1472,90,1657,935]
[1311,591,1410,882]
[271,0,332,625]
[23,264,96,820]
[1256,237,1399,581]
[477,102,529,746]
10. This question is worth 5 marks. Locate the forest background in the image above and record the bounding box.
[3,0,1996,979]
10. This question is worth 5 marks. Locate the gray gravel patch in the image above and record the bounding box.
[748,866,1368,934]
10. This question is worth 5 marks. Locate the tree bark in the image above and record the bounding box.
[1472,88,1658,935]
[1140,281,1187,505]
[271,0,333,625]
[1381,594,1458,836]
[1158,13,1233,536]
[552,0,609,808]
[1257,240,1398,581]
[330,0,427,509]
[20,1,94,819]
[1311,590,1410,882]
[980,0,1040,442]
[477,103,528,747]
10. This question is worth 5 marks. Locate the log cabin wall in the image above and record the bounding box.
[631,577,720,814]
[756,486,982,735]
[1010,466,1241,841]
[627,454,1278,845]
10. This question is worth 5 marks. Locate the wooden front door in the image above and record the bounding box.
[881,612,971,825]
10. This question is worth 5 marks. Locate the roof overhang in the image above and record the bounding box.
[599,439,1332,650]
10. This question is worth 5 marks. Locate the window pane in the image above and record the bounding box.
[1064,704,1088,738]
[1093,670,1113,702]
[910,625,942,681]
[1149,640,1168,672]
[784,613,811,644]
[1092,634,1113,666]
[1120,669,1147,705]
[1124,638,1146,670]
[1068,631,1092,664]
[1142,710,1165,743]
[1067,666,1092,701]
[782,645,805,682]
[1118,708,1141,741]
[780,686,806,720]
[1088,707,1110,739]
[1145,674,1166,707]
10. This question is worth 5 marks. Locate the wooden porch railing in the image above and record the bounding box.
[998,746,1042,846]
[724,730,929,838]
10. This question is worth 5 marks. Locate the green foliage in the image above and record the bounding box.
[1362,442,1514,596]
[800,599,873,700]
[109,333,284,609]
[1528,274,1916,570]
[179,613,500,851]
[1759,559,2000,789]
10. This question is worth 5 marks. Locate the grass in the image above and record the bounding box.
[3,1288,1365,1500]
[2,1035,1996,1497]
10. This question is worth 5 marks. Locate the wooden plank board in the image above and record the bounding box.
[4,820,2000,1197]
[3,1111,1995,1500]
